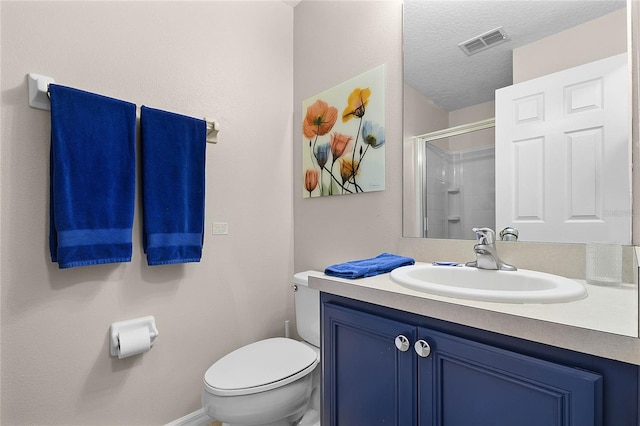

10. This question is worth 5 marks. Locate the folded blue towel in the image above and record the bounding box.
[49,84,136,269]
[324,253,415,279]
[140,106,207,266]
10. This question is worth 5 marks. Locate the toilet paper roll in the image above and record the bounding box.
[117,328,151,359]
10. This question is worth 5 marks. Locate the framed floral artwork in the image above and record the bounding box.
[302,65,385,198]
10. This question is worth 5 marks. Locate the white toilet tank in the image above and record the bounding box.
[294,271,322,348]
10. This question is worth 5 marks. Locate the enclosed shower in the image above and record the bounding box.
[419,119,495,240]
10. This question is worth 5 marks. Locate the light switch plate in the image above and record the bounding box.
[212,222,228,235]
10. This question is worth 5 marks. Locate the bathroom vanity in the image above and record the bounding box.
[310,270,640,426]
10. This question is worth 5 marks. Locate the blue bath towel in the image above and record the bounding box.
[140,106,207,265]
[49,84,137,269]
[324,253,415,279]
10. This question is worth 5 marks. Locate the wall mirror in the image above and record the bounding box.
[402,0,630,244]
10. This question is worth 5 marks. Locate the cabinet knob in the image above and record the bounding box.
[414,339,431,357]
[394,335,410,352]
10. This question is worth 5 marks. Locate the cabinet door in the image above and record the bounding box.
[322,303,417,425]
[417,327,603,426]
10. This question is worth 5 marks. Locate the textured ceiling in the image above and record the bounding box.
[404,0,626,112]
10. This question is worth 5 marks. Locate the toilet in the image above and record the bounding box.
[202,271,322,426]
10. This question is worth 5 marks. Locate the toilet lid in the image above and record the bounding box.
[203,337,319,396]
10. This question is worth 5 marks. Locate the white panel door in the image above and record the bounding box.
[495,53,630,244]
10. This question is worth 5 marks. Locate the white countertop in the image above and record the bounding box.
[309,264,640,365]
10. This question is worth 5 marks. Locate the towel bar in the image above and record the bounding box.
[27,72,220,144]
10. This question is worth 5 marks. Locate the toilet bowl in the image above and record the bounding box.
[202,271,322,426]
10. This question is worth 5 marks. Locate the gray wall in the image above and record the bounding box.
[1,2,294,424]
[294,1,404,272]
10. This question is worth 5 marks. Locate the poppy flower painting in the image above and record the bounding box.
[302,65,385,198]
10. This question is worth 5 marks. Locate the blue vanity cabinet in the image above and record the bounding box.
[417,326,602,425]
[322,296,615,426]
[322,302,417,424]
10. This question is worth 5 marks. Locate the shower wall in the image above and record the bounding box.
[425,141,495,240]
[425,143,448,238]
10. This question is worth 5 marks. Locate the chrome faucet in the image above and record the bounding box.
[465,227,516,271]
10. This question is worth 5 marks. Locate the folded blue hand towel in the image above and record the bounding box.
[324,253,415,279]
[49,84,136,269]
[140,106,207,266]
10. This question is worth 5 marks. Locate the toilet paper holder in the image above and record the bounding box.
[109,316,159,357]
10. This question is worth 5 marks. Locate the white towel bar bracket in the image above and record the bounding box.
[27,73,55,111]
[204,118,220,144]
[27,72,220,144]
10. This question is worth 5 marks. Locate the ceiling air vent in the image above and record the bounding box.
[458,27,510,56]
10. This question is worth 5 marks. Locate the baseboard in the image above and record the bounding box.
[165,408,218,426]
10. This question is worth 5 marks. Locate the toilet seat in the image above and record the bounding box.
[204,337,319,397]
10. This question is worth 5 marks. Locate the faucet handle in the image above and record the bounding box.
[472,227,495,245]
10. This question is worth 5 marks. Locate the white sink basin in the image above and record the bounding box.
[389,264,587,304]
